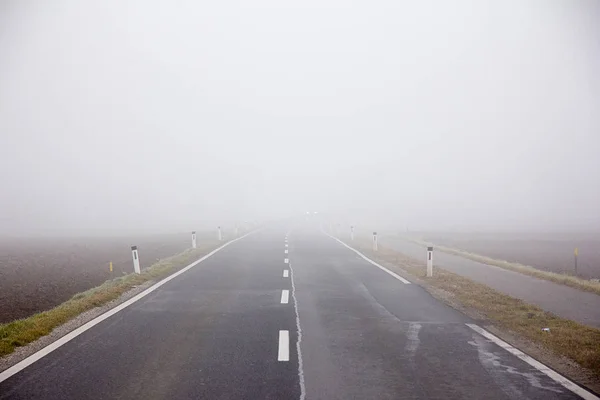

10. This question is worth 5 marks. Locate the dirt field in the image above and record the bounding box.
[0,232,215,323]
[422,232,600,279]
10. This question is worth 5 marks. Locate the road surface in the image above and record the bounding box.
[0,226,593,399]
[380,235,600,328]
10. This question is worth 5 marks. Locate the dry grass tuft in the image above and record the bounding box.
[396,235,600,296]
[0,244,219,358]
[353,240,600,375]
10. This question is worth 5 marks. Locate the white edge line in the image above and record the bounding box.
[323,232,411,284]
[288,260,306,399]
[280,290,290,304]
[284,258,289,264]
[278,330,289,361]
[0,230,258,383]
[283,270,289,278]
[321,232,596,399]
[466,323,599,400]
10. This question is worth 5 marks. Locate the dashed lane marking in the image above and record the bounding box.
[278,330,289,361]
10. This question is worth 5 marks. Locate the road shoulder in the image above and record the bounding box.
[341,238,600,396]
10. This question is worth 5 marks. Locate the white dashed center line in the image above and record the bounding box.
[284,258,289,264]
[278,330,289,361]
[280,290,290,304]
[285,249,289,254]
[283,270,289,278]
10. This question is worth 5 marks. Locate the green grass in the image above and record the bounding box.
[395,235,600,296]
[0,243,220,358]
[354,240,600,375]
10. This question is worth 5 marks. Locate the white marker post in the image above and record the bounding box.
[191,231,197,249]
[373,231,378,251]
[350,225,355,241]
[131,245,141,274]
[217,226,222,241]
[427,246,433,277]
[234,224,239,237]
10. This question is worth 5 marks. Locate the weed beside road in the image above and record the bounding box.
[0,233,200,323]
[397,235,600,296]
[353,240,600,376]
[0,243,220,358]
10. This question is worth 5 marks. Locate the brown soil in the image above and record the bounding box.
[0,232,211,323]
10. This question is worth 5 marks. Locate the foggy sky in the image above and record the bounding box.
[1,0,599,235]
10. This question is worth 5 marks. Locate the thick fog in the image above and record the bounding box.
[1,0,599,235]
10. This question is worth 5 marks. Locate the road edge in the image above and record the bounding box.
[325,234,600,400]
[323,231,411,284]
[0,230,256,383]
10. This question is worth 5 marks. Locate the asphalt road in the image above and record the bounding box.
[0,226,591,399]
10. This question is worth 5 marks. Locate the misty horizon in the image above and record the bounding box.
[1,0,599,236]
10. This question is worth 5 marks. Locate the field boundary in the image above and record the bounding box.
[394,234,600,296]
[345,238,600,394]
[0,232,220,324]
[0,230,256,382]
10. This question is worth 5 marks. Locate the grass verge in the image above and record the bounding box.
[0,242,220,358]
[395,235,600,296]
[353,239,600,376]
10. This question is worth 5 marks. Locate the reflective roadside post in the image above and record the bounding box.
[350,225,355,241]
[427,246,433,277]
[192,231,197,249]
[373,232,378,251]
[218,226,223,241]
[131,245,141,274]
